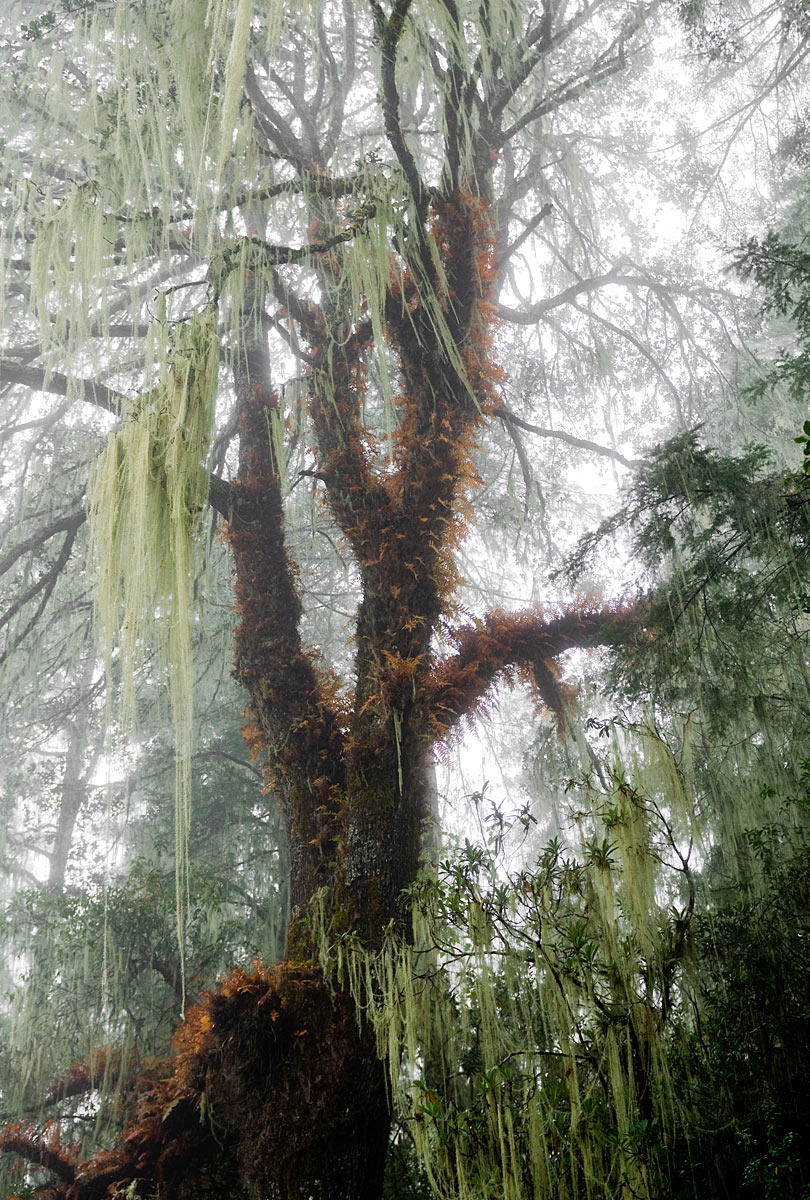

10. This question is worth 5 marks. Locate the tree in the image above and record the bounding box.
[1,1,809,1198]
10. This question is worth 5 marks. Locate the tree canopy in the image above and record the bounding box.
[1,1,810,1198]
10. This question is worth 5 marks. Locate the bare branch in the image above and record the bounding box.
[488,0,608,120]
[245,64,309,165]
[496,202,554,273]
[323,0,356,158]
[0,509,86,580]
[0,521,82,661]
[496,404,647,469]
[498,52,630,146]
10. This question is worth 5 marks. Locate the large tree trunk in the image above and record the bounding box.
[221,188,504,1197]
[225,273,398,1198]
[203,964,391,1200]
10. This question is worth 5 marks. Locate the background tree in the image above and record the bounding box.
[0,1,809,1199]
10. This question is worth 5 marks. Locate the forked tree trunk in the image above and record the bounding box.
[221,189,503,1197]
[224,276,402,1198]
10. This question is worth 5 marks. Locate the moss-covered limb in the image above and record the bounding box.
[306,330,396,566]
[228,279,346,933]
[261,179,394,569]
[421,603,642,735]
[228,312,328,732]
[387,188,500,519]
[206,471,234,520]
[337,192,501,702]
[318,192,504,886]
[0,994,237,1200]
[298,198,500,686]
[14,1048,136,1119]
[437,0,466,196]
[0,1122,77,1185]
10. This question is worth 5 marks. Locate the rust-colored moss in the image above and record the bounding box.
[2,963,388,1200]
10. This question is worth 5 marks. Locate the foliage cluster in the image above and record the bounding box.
[1,0,810,1198]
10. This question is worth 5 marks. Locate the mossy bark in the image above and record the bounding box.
[221,192,533,1198]
[226,273,395,1198]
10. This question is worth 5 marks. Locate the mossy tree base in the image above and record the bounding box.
[0,964,389,1200]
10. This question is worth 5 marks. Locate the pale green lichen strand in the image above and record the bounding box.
[87,306,219,993]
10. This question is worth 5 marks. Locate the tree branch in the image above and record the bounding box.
[245,64,310,166]
[488,0,608,120]
[423,604,642,733]
[0,1123,76,1184]
[210,215,379,300]
[497,51,630,146]
[496,202,554,274]
[0,520,82,652]
[0,508,86,579]
[323,0,356,159]
[498,266,659,325]
[370,0,429,216]
[496,404,647,469]
[0,363,123,414]
[0,367,233,517]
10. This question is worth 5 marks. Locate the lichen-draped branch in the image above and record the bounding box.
[86,305,220,991]
[370,0,429,218]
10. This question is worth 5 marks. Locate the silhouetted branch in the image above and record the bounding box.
[496,404,647,469]
[0,363,123,414]
[0,509,86,579]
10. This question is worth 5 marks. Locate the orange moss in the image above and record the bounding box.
[0,963,389,1200]
[421,602,641,739]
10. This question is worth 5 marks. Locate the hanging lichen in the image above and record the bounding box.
[87,303,219,994]
[310,676,810,1200]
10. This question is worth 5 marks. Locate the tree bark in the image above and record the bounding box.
[49,651,99,890]
[226,269,395,1198]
